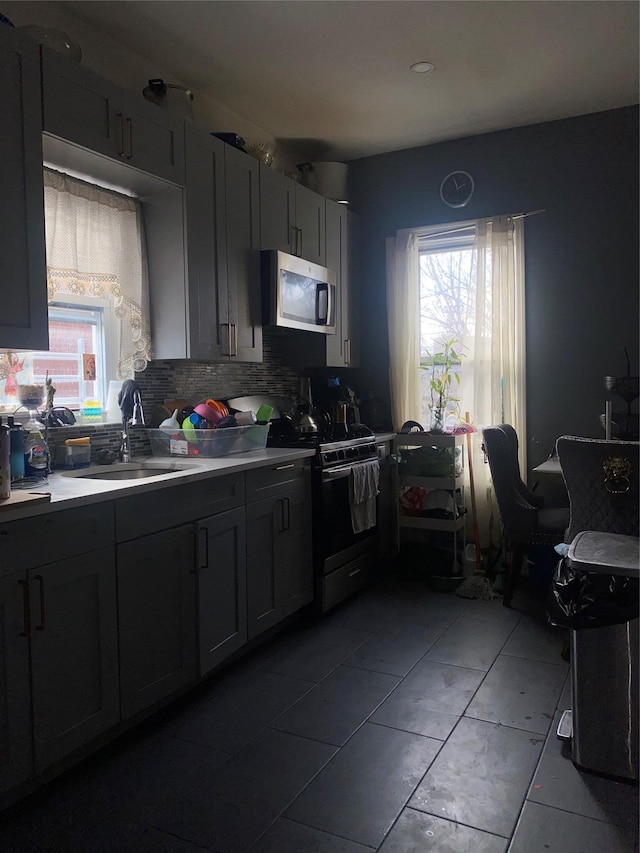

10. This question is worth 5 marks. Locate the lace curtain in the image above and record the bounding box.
[43,168,151,379]
[385,215,526,545]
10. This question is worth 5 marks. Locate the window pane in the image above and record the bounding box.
[0,305,105,413]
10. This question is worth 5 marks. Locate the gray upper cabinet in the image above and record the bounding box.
[225,145,262,362]
[183,127,228,361]
[326,203,360,368]
[41,48,185,186]
[0,27,48,352]
[150,133,262,363]
[259,164,326,265]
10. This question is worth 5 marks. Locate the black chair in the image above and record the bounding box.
[483,424,569,607]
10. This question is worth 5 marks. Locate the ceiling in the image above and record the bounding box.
[63,0,639,162]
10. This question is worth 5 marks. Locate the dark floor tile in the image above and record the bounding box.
[465,654,568,734]
[375,617,446,644]
[324,592,400,631]
[271,664,399,745]
[409,717,544,838]
[151,728,336,852]
[393,594,469,628]
[250,818,372,852]
[286,722,441,848]
[424,616,515,670]
[528,710,640,830]
[342,632,431,677]
[378,808,508,853]
[500,614,568,664]
[0,730,229,848]
[174,668,315,752]
[459,596,523,626]
[508,801,638,853]
[260,623,371,681]
[370,659,485,740]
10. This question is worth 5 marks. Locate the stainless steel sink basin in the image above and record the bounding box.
[61,462,200,480]
[78,467,178,480]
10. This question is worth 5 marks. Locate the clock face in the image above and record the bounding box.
[440,171,475,208]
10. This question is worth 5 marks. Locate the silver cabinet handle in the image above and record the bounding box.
[283,496,290,531]
[344,339,350,366]
[274,463,295,471]
[348,567,362,578]
[34,574,45,631]
[231,323,238,357]
[18,579,30,637]
[118,112,126,159]
[196,525,209,571]
[124,116,133,160]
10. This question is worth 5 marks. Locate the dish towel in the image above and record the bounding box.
[349,458,380,534]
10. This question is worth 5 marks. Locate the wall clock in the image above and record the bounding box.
[440,170,475,208]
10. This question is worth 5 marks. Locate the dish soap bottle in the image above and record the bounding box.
[23,414,50,481]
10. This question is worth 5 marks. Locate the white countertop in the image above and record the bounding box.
[0,447,316,523]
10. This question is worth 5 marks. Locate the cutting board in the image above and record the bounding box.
[0,491,52,512]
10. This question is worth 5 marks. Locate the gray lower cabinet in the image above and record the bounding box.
[246,462,313,639]
[196,507,247,676]
[0,26,48,351]
[29,549,119,772]
[0,548,119,795]
[40,47,185,185]
[0,572,32,795]
[117,525,197,719]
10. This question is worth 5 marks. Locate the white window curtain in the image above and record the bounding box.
[386,215,526,546]
[43,168,152,379]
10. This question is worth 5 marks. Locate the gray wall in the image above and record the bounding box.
[348,106,639,472]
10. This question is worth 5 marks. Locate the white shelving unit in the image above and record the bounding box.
[394,432,466,572]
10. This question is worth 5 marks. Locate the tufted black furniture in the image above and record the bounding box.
[483,425,570,607]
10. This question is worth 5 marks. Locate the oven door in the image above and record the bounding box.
[314,460,379,574]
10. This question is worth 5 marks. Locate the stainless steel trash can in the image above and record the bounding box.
[571,616,638,781]
[562,531,639,782]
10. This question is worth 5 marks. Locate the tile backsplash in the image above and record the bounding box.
[45,333,332,465]
[135,332,303,414]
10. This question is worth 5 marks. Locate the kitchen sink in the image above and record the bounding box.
[61,461,200,480]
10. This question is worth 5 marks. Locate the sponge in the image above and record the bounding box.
[65,437,91,446]
[255,404,273,424]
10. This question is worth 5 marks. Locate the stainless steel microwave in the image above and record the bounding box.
[261,250,336,335]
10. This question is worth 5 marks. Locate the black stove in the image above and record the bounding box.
[266,424,378,467]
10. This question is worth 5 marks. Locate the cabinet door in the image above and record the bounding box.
[225,146,262,362]
[325,200,348,367]
[346,210,361,368]
[295,183,326,265]
[121,91,185,185]
[278,487,313,619]
[41,47,122,159]
[246,495,280,639]
[29,548,119,772]
[0,572,32,795]
[184,127,228,360]
[197,508,247,676]
[0,29,48,351]
[117,526,196,719]
[259,163,296,253]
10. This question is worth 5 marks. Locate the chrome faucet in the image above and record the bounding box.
[118,384,145,462]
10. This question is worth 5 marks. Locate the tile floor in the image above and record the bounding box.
[1,569,638,853]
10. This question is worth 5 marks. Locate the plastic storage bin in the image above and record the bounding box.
[55,444,92,469]
[147,424,270,458]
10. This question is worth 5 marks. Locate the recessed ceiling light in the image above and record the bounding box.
[411,61,434,74]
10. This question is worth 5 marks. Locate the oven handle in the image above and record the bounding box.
[322,459,374,482]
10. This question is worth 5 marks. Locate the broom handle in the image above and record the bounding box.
[465,412,482,574]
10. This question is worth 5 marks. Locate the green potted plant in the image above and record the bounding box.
[423,337,465,433]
